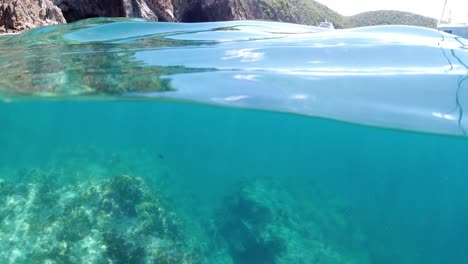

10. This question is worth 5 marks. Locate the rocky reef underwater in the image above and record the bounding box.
[0,147,370,263]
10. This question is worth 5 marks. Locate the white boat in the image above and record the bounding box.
[318,21,334,29]
[438,23,468,38]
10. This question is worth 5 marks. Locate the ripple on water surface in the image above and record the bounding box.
[0,18,467,135]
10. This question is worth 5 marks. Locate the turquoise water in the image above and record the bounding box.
[1,18,468,263]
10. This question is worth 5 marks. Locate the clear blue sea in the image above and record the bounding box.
[0,18,468,263]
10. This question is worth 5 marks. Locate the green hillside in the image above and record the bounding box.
[251,1,436,29]
[347,10,437,28]
[256,0,348,28]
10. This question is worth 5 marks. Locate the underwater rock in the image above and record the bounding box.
[216,179,370,263]
[0,0,65,33]
[0,175,197,263]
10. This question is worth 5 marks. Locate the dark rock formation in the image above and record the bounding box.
[0,0,318,34]
[0,0,66,33]
[0,0,345,34]
[53,0,175,23]
[172,0,267,22]
[172,0,245,22]
[0,0,175,33]
[215,179,370,263]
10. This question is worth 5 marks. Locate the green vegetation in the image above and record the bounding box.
[256,0,437,28]
[347,10,437,28]
[258,0,347,28]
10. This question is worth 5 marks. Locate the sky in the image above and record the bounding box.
[315,0,468,22]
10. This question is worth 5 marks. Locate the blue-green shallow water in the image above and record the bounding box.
[1,18,468,263]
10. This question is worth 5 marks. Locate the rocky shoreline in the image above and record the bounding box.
[0,0,255,33]
[0,0,65,33]
[1,0,437,34]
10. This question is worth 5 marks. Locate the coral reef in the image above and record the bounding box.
[214,179,370,264]
[0,174,197,263]
[0,146,371,263]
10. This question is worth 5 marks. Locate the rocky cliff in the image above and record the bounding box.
[0,0,346,33]
[1,0,175,33]
[1,0,344,33]
[53,0,175,23]
[0,0,66,33]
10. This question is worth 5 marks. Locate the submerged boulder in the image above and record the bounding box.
[216,179,370,263]
[0,0,66,33]
[0,175,197,263]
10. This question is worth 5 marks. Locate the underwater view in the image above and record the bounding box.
[1,18,468,263]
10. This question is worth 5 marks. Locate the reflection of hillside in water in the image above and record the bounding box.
[0,18,468,136]
[0,20,217,96]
